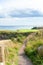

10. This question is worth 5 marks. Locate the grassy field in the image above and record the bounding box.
[15,29,39,33]
[0,29,38,33]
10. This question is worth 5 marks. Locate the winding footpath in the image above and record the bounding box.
[18,33,36,65]
[18,44,33,65]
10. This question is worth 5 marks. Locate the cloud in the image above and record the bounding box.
[0,0,43,18]
[0,0,43,12]
[0,9,43,18]
[9,9,43,17]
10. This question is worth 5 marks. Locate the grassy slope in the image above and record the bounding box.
[25,30,43,65]
[4,32,29,65]
[0,29,38,65]
[5,40,22,65]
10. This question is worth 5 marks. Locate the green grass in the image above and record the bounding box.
[15,29,39,33]
[0,29,39,33]
[5,40,22,65]
[2,29,33,65]
[0,29,39,65]
[25,30,43,65]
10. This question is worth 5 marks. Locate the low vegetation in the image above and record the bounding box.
[0,29,39,65]
[3,32,29,65]
[5,40,21,65]
[0,29,35,65]
[15,29,38,33]
[25,30,43,65]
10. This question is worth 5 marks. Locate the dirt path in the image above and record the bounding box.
[18,44,33,65]
[18,33,36,65]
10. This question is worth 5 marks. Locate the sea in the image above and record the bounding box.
[0,25,33,30]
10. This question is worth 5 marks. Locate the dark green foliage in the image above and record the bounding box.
[32,27,38,29]
[0,31,29,40]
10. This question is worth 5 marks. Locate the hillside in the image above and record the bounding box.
[25,30,43,65]
[0,29,39,65]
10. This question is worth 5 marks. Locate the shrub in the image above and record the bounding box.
[25,36,43,65]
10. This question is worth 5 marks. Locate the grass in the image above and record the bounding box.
[5,40,22,65]
[2,29,32,65]
[15,29,39,33]
[0,29,38,33]
[0,29,39,65]
[25,30,43,65]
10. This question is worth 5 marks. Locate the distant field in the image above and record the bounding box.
[0,29,39,33]
[15,29,39,33]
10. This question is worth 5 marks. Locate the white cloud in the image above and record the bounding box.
[0,0,43,11]
[0,0,43,26]
[0,0,43,17]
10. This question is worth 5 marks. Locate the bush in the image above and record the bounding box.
[25,37,43,65]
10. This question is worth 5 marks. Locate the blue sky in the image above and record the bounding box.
[0,0,43,26]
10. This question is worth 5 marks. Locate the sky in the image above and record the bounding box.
[0,0,43,26]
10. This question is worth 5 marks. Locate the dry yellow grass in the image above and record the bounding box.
[0,40,21,65]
